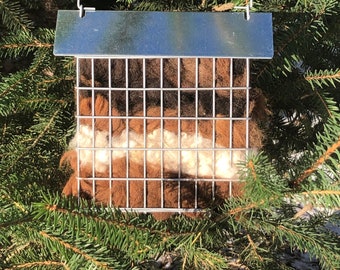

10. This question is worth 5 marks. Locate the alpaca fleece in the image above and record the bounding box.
[70,125,245,179]
[77,58,252,117]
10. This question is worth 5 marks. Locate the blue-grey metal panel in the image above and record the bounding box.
[54,11,273,58]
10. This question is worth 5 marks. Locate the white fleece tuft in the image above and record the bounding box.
[70,125,245,178]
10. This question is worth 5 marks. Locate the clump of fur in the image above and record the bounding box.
[77,58,255,117]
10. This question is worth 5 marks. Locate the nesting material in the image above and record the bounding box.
[70,123,244,179]
[61,57,265,219]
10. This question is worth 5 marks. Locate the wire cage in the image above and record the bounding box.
[54,9,273,217]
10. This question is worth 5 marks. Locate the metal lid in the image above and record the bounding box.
[54,10,273,58]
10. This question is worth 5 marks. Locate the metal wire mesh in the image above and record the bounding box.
[73,57,250,213]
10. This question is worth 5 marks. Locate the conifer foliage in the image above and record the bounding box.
[1,1,339,269]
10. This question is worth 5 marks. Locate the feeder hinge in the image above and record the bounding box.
[77,0,95,18]
[234,0,253,20]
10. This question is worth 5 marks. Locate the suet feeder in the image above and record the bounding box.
[54,1,273,218]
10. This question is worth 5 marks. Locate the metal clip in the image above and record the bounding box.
[234,0,253,20]
[77,0,95,18]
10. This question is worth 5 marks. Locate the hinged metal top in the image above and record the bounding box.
[54,11,273,58]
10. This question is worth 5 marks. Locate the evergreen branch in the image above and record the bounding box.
[255,14,318,80]
[314,89,332,117]
[228,201,261,216]
[43,203,171,238]
[217,156,285,220]
[0,46,48,104]
[0,215,33,230]
[243,155,288,203]
[3,242,31,266]
[36,196,231,268]
[276,224,340,270]
[3,109,60,176]
[174,231,202,251]
[0,35,53,58]
[180,246,228,270]
[37,199,168,263]
[292,135,340,187]
[0,191,27,214]
[255,2,336,83]
[302,190,340,196]
[41,198,212,241]
[0,28,54,58]
[298,190,340,211]
[225,188,340,222]
[306,70,340,82]
[39,231,111,269]
[293,203,313,219]
[0,0,33,33]
[0,73,26,100]
[22,98,67,106]
[37,76,75,87]
[293,190,340,219]
[0,41,52,51]
[247,159,257,180]
[305,69,340,89]
[245,234,263,262]
[8,261,68,270]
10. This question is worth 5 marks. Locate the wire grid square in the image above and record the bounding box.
[73,57,250,213]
